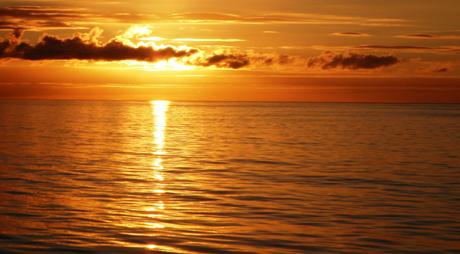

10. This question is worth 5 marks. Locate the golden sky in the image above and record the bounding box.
[1,0,459,102]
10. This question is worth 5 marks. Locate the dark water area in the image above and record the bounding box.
[1,100,460,253]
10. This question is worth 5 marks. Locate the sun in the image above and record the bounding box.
[147,59,196,71]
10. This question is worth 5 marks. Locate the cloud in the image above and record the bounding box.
[172,38,245,42]
[307,52,399,70]
[1,27,406,72]
[190,51,400,71]
[0,29,197,62]
[436,67,449,73]
[167,12,407,27]
[263,30,279,34]
[192,53,294,69]
[0,6,149,31]
[396,34,460,40]
[1,5,409,31]
[408,59,457,75]
[0,27,256,70]
[331,32,371,37]
[0,6,92,30]
[356,44,460,54]
[194,54,250,69]
[357,45,434,50]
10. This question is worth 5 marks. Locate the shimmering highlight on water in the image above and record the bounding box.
[1,101,460,253]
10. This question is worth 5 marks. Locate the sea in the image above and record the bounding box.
[1,100,460,253]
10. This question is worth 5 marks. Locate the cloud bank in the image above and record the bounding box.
[0,29,197,62]
[191,51,400,70]
[307,52,399,70]
[0,28,401,71]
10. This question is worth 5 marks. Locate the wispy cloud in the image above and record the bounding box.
[331,32,371,37]
[358,45,435,50]
[357,45,460,53]
[0,5,409,30]
[396,33,460,40]
[0,6,95,30]
[167,12,408,27]
[308,43,460,55]
[172,38,245,42]
[263,30,279,34]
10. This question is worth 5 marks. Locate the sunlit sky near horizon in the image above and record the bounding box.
[1,0,459,102]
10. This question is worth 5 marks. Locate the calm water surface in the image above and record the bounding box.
[1,101,460,253]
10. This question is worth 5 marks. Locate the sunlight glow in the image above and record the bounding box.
[146,244,157,250]
[140,36,165,42]
[150,59,196,71]
[123,25,153,39]
[102,25,199,71]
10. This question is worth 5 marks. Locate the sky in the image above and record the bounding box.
[0,0,459,102]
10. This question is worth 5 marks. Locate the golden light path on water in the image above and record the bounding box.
[146,100,170,250]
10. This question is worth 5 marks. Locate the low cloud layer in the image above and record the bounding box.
[307,52,399,70]
[1,28,402,71]
[195,54,250,69]
[0,29,197,62]
[191,52,400,70]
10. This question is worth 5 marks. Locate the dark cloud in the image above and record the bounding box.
[0,30,197,62]
[251,54,295,66]
[1,28,406,71]
[0,28,22,54]
[278,55,295,65]
[194,52,399,70]
[194,52,400,71]
[11,28,24,39]
[436,68,449,73]
[307,52,399,70]
[197,54,250,69]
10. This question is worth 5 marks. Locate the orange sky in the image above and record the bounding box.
[0,0,459,102]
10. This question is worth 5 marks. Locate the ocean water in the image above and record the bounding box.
[1,100,460,254]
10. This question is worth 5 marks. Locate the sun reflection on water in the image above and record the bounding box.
[152,100,169,155]
[145,100,169,250]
